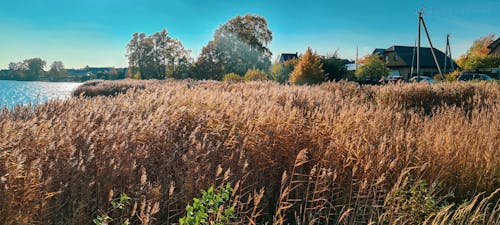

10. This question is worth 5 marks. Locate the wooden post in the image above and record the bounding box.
[417,11,422,81]
[421,17,444,80]
[444,35,449,73]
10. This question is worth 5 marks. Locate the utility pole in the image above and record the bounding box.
[411,38,416,76]
[421,16,444,80]
[416,9,444,80]
[356,46,359,71]
[417,10,422,81]
[443,34,454,72]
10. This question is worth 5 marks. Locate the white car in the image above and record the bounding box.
[409,76,437,84]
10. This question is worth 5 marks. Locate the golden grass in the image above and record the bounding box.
[0,80,498,224]
[72,79,156,97]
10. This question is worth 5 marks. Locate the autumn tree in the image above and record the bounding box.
[126,29,191,79]
[194,14,272,79]
[457,34,500,70]
[289,48,325,85]
[355,55,389,81]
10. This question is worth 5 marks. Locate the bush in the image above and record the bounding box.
[289,47,325,85]
[438,70,460,82]
[356,55,390,81]
[222,73,243,83]
[244,68,267,81]
[179,184,234,225]
[72,79,150,97]
[270,59,298,83]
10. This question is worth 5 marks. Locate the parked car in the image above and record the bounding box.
[409,76,437,84]
[382,75,404,84]
[457,73,493,81]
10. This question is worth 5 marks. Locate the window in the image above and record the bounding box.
[394,55,399,61]
[385,55,389,62]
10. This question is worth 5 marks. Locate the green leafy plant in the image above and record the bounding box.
[179,183,235,225]
[94,193,132,225]
[383,180,448,225]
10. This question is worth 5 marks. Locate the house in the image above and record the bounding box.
[372,45,458,79]
[279,53,298,63]
[487,37,500,56]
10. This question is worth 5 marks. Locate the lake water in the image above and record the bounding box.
[0,80,81,108]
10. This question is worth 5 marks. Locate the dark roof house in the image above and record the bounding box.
[487,37,500,56]
[279,53,298,63]
[372,45,458,79]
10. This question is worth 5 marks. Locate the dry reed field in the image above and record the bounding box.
[0,80,499,224]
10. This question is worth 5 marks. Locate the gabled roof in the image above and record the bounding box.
[372,48,386,55]
[376,45,458,68]
[487,37,500,53]
[279,53,298,63]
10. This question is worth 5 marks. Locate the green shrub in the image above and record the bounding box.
[355,55,390,81]
[383,180,445,225]
[270,59,298,83]
[94,193,132,225]
[179,183,235,225]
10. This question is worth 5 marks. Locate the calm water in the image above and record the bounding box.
[0,80,81,108]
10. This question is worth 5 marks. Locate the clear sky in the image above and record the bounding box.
[0,0,499,69]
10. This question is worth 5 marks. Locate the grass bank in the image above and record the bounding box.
[1,80,499,224]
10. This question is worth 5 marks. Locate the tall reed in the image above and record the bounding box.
[0,80,498,224]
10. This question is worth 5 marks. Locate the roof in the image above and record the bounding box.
[279,53,298,62]
[372,48,386,55]
[487,37,500,53]
[375,45,458,68]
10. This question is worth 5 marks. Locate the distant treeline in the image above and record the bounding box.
[0,58,126,82]
[124,14,355,84]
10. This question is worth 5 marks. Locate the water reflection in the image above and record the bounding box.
[0,80,81,108]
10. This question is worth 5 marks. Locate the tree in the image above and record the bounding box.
[7,58,46,81]
[289,48,325,85]
[8,62,26,80]
[457,34,500,70]
[126,29,191,79]
[321,53,348,81]
[191,40,225,80]
[195,14,273,79]
[24,58,46,81]
[355,55,389,81]
[48,61,68,81]
[270,58,298,83]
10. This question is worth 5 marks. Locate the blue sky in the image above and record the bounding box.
[0,0,499,69]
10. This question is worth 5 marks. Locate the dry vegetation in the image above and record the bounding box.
[0,80,499,224]
[72,79,155,97]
